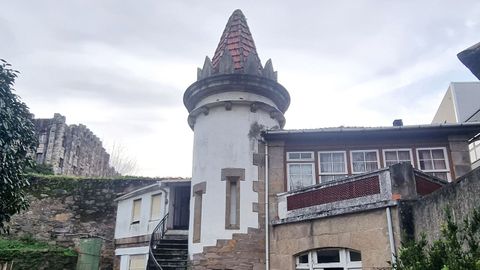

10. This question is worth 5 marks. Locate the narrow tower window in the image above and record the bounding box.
[192,182,206,243]
[226,176,240,229]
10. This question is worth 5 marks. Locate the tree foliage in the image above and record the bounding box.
[0,59,37,233]
[394,208,480,270]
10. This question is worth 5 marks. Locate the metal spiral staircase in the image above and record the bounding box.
[147,213,188,270]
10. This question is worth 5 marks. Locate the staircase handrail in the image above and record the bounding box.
[148,213,169,270]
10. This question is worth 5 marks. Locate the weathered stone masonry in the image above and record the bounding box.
[33,113,117,177]
[9,176,165,270]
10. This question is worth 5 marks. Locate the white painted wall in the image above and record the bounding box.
[114,188,169,239]
[432,82,480,124]
[116,247,148,270]
[188,90,281,255]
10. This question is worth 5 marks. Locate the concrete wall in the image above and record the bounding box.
[189,90,280,256]
[8,176,164,270]
[269,208,401,270]
[432,86,457,124]
[408,167,480,243]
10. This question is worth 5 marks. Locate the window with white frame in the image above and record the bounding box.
[287,163,315,191]
[287,151,315,191]
[128,255,146,270]
[383,149,413,167]
[469,140,480,165]
[319,151,347,183]
[287,151,314,161]
[131,199,141,224]
[150,193,162,220]
[351,150,379,174]
[417,147,450,181]
[295,248,362,270]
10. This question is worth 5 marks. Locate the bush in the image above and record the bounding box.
[394,208,480,270]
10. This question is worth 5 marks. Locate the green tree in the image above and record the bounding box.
[394,207,480,270]
[0,59,37,233]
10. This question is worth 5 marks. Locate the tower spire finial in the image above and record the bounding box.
[211,9,262,74]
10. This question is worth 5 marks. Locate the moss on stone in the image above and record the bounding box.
[0,237,77,270]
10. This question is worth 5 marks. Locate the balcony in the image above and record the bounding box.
[273,163,446,225]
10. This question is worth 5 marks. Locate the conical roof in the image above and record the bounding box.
[211,9,262,73]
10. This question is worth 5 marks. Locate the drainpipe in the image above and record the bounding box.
[265,141,270,270]
[386,207,396,265]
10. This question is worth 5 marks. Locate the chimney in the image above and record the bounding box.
[393,119,403,127]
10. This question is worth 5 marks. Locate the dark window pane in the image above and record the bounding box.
[350,250,362,261]
[317,249,340,263]
[298,253,309,263]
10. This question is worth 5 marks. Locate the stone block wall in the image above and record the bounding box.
[33,113,117,177]
[406,167,480,243]
[8,175,165,270]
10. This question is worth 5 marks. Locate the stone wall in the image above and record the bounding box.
[406,167,480,243]
[8,175,165,270]
[33,113,117,177]
[269,208,401,269]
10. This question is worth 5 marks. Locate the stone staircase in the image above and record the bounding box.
[148,234,188,270]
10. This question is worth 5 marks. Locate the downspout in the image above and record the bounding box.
[386,207,397,265]
[265,141,270,270]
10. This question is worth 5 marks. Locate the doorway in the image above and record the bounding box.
[173,186,190,229]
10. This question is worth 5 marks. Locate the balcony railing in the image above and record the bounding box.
[274,163,447,225]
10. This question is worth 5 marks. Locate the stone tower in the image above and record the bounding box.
[183,10,290,268]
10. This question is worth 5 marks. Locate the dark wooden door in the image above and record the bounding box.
[173,186,190,229]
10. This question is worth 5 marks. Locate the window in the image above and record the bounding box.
[287,163,315,191]
[150,193,162,220]
[470,141,480,164]
[319,151,347,183]
[131,199,141,224]
[225,177,240,229]
[417,148,450,181]
[295,248,362,270]
[287,151,314,161]
[383,149,413,167]
[128,255,146,270]
[192,181,206,243]
[351,150,379,174]
[287,152,315,191]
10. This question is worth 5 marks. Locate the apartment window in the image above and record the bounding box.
[318,151,347,183]
[469,141,480,164]
[383,149,413,167]
[351,150,379,174]
[225,177,240,229]
[150,193,162,220]
[295,248,362,270]
[131,199,141,224]
[128,255,146,270]
[287,152,315,191]
[287,151,314,161]
[287,163,315,191]
[417,147,450,180]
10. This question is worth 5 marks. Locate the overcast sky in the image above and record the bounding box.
[1,0,479,177]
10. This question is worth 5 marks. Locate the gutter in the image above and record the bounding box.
[265,141,270,270]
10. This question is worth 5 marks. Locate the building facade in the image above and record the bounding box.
[111,10,480,270]
[33,113,117,177]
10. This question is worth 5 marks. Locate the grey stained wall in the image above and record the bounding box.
[33,113,117,177]
[8,176,163,270]
[406,167,480,244]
